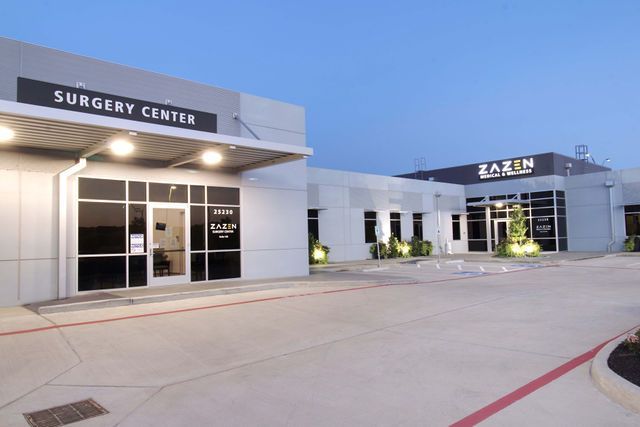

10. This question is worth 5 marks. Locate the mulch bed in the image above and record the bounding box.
[608,343,640,387]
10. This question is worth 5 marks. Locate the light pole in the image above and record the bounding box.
[586,153,612,166]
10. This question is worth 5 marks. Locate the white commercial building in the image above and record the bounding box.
[1,38,639,307]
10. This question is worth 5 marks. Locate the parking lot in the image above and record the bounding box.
[1,255,640,426]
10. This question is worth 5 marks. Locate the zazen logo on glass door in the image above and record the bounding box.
[478,157,534,180]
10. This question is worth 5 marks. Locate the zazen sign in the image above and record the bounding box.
[478,157,535,181]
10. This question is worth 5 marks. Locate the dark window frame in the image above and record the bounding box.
[77,178,243,290]
[413,213,423,240]
[308,209,320,241]
[390,212,402,240]
[452,214,461,241]
[364,211,378,243]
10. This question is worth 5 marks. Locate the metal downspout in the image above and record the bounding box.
[606,180,616,253]
[58,158,87,300]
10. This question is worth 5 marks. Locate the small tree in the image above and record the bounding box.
[508,205,528,245]
[496,205,540,257]
[308,233,330,264]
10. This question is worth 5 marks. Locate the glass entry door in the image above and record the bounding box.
[148,203,189,286]
[493,219,509,251]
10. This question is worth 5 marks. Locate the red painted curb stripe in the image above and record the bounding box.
[0,265,544,338]
[449,324,640,427]
[0,284,393,337]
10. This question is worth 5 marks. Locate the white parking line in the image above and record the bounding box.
[627,261,640,267]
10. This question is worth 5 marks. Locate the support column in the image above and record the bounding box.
[58,158,86,300]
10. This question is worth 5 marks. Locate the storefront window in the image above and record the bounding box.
[452,215,460,240]
[364,211,377,243]
[207,206,240,250]
[190,185,205,204]
[207,186,239,205]
[78,202,126,255]
[78,256,126,291]
[129,255,147,287]
[79,178,125,200]
[390,212,401,239]
[191,253,206,282]
[78,178,243,291]
[190,205,206,251]
[308,209,319,240]
[625,205,640,236]
[413,213,423,239]
[466,191,567,252]
[128,204,146,254]
[207,186,241,280]
[149,183,187,203]
[208,251,241,280]
[128,181,146,202]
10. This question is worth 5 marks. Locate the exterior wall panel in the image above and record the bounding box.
[307,167,466,262]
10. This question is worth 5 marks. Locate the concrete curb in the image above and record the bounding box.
[591,336,640,414]
[37,279,413,315]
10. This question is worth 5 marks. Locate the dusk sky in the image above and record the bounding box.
[3,1,640,175]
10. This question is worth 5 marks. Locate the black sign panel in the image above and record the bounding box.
[208,206,240,250]
[17,77,217,132]
[532,217,555,238]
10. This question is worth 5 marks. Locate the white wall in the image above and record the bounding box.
[565,169,629,252]
[0,151,76,306]
[307,167,467,262]
[240,160,308,279]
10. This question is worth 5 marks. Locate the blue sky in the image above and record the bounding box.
[3,1,640,174]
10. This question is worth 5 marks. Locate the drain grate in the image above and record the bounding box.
[23,399,108,427]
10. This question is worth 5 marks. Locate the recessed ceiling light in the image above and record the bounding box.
[110,139,134,156]
[202,150,222,165]
[0,126,15,142]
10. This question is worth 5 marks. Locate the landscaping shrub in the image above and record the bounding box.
[496,205,541,257]
[308,233,330,264]
[370,241,389,259]
[371,235,432,259]
[410,236,433,257]
[387,235,401,258]
[624,329,640,354]
[624,235,638,252]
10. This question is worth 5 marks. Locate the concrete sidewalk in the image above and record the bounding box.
[28,270,416,314]
[312,251,616,272]
[1,255,639,426]
[27,251,629,314]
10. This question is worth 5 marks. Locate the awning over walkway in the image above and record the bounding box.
[466,194,526,208]
[0,100,312,171]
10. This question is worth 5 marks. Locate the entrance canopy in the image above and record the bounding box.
[0,100,312,171]
[466,194,526,208]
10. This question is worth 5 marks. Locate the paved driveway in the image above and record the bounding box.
[1,255,639,426]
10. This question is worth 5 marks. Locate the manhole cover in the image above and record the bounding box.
[23,399,108,427]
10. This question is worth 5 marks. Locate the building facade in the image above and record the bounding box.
[312,153,640,261]
[0,38,311,307]
[1,38,640,308]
